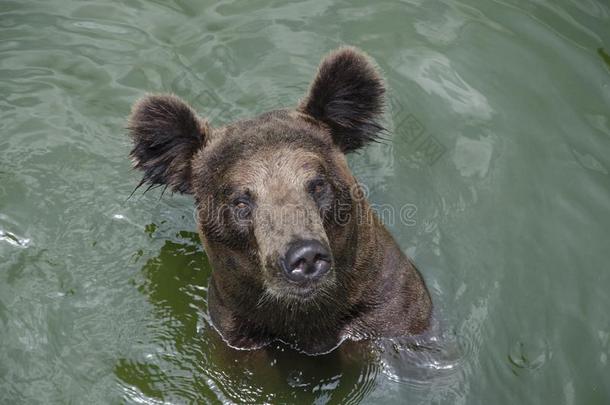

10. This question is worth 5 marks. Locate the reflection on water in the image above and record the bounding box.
[115,228,462,403]
[114,224,457,403]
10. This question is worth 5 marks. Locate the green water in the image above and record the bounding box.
[1,0,610,403]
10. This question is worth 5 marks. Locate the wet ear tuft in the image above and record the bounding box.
[128,94,208,194]
[299,47,386,153]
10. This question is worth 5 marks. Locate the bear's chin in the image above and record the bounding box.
[262,278,335,305]
[278,285,322,301]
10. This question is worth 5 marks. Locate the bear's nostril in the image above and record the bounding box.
[293,259,306,272]
[282,239,332,284]
[314,258,330,275]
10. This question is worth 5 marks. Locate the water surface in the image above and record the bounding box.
[1,0,610,403]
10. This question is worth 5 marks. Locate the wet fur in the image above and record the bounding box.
[127,47,432,354]
[299,47,386,152]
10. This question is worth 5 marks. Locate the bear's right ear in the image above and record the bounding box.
[299,47,386,153]
[128,94,209,194]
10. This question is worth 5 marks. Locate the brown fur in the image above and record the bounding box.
[127,47,432,354]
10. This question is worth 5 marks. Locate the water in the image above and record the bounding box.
[1,0,609,403]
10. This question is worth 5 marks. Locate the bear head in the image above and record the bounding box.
[128,47,396,352]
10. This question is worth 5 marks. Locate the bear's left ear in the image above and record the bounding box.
[128,94,209,194]
[299,47,386,153]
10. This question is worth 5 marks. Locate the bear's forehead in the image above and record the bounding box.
[195,109,333,181]
[226,147,323,189]
[219,109,328,145]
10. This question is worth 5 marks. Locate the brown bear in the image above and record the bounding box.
[127,47,432,355]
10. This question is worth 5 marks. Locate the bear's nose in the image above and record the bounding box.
[281,240,331,284]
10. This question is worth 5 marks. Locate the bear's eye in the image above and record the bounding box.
[308,178,327,198]
[232,199,252,220]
